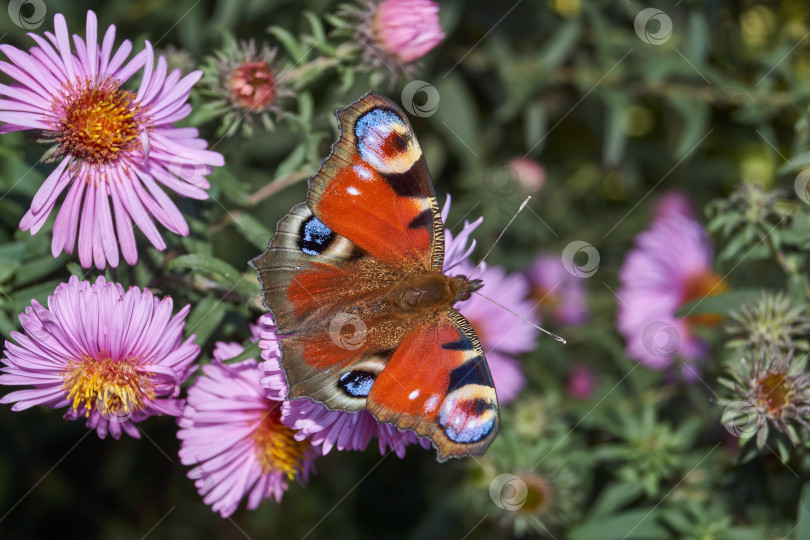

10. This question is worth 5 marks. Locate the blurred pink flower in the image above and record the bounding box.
[0,10,223,268]
[508,157,546,192]
[0,276,198,438]
[528,253,588,326]
[373,0,445,63]
[178,341,317,517]
[616,214,726,378]
[567,365,596,400]
[653,191,694,221]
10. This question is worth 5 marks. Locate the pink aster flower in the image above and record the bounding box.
[373,0,445,63]
[178,341,317,518]
[257,314,430,458]
[616,214,727,378]
[527,252,588,326]
[0,275,198,439]
[343,0,444,78]
[0,10,224,269]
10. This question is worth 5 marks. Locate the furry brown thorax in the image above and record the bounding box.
[387,272,482,314]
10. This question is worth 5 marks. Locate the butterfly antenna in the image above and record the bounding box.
[468,196,531,280]
[474,289,567,344]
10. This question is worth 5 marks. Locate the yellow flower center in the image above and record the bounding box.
[63,355,155,418]
[756,371,791,417]
[252,405,310,479]
[680,270,728,326]
[56,78,144,165]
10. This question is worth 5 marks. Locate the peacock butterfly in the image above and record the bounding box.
[250,92,498,461]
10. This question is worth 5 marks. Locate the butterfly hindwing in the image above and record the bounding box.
[367,309,499,461]
[251,203,362,334]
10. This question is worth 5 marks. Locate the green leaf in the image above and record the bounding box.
[0,261,19,285]
[185,295,226,345]
[718,229,750,262]
[706,210,743,235]
[432,76,482,167]
[0,241,27,261]
[275,143,307,180]
[683,12,709,67]
[569,508,669,540]
[537,20,582,70]
[0,308,16,337]
[298,92,314,125]
[207,166,252,207]
[796,483,810,540]
[674,289,764,317]
[302,12,334,55]
[668,97,711,160]
[777,151,810,174]
[589,482,643,517]
[10,279,63,313]
[267,26,305,61]
[13,255,69,287]
[66,262,84,276]
[523,101,547,154]
[232,213,274,250]
[221,341,261,364]
[603,91,629,166]
[168,254,258,299]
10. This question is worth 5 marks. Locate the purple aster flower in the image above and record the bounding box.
[441,194,483,272]
[527,252,588,326]
[178,340,317,518]
[0,10,224,269]
[454,261,538,404]
[0,276,198,439]
[617,214,727,377]
[446,195,538,404]
[257,316,431,458]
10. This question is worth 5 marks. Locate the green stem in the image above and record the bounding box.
[209,169,310,233]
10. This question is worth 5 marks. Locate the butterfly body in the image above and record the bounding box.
[251,93,499,460]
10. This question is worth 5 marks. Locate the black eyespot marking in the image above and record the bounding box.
[447,360,489,393]
[388,131,409,152]
[439,396,496,444]
[441,334,474,351]
[408,208,433,230]
[298,216,335,256]
[383,158,430,197]
[338,370,376,398]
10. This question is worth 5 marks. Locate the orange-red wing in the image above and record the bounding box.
[308,93,444,271]
[367,309,499,461]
